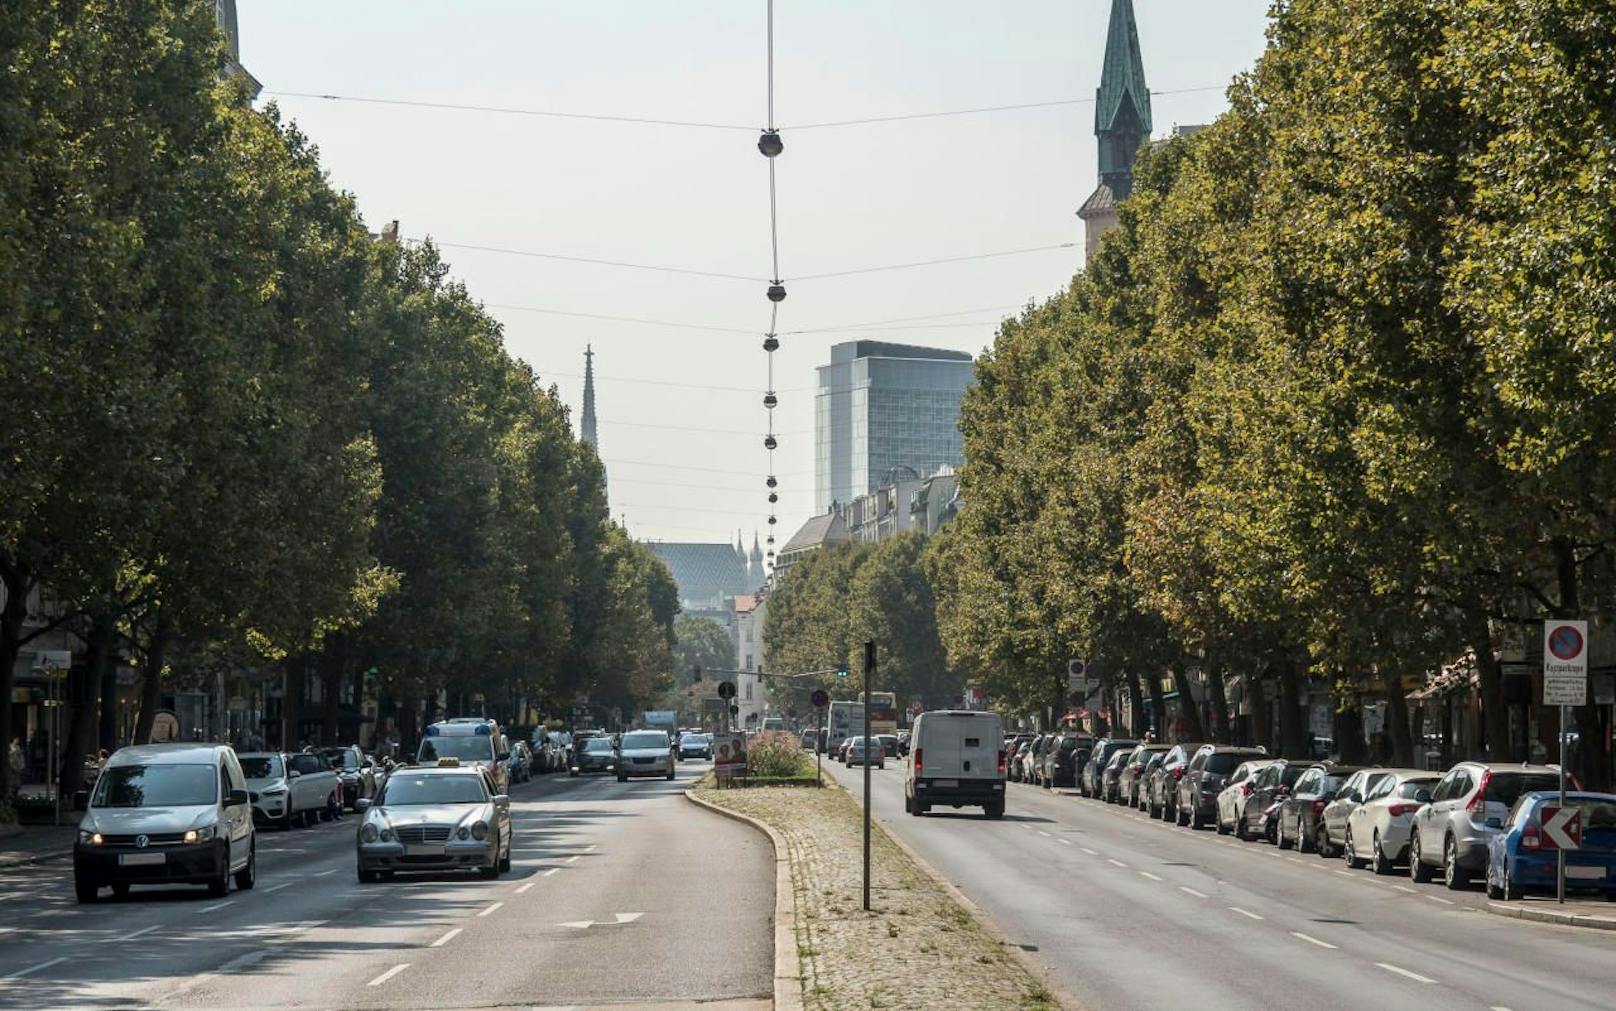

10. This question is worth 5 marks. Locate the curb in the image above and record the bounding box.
[685,789,803,1011]
[823,778,1089,1011]
[1484,901,1616,931]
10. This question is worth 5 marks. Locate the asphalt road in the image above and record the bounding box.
[0,762,772,1010]
[825,758,1616,1011]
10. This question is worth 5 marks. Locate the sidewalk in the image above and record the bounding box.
[692,778,1070,1011]
[1486,893,1616,931]
[0,822,76,869]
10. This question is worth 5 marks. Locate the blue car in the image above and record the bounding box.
[1485,791,1616,900]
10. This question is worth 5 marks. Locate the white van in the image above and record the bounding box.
[905,710,1006,819]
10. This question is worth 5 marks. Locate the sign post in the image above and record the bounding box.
[811,689,829,787]
[862,639,875,913]
[1543,619,1587,904]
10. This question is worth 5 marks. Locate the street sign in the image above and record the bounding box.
[1540,805,1583,850]
[811,689,829,709]
[717,680,737,700]
[1543,620,1589,706]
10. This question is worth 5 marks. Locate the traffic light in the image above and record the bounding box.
[836,661,849,678]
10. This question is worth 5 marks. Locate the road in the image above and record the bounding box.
[826,758,1616,1011]
[0,762,771,1010]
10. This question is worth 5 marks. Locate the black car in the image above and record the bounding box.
[1118,744,1172,807]
[1160,742,1209,825]
[1080,738,1139,798]
[1238,759,1306,842]
[1276,762,1362,853]
[1177,745,1267,830]
[1041,733,1092,789]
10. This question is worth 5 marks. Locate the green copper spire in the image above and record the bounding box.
[1094,0,1151,199]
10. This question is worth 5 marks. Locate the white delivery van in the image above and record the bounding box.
[905,709,1006,819]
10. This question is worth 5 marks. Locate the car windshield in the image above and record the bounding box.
[622,732,668,749]
[321,750,359,770]
[1280,765,1306,786]
[1204,754,1243,775]
[583,738,613,754]
[91,764,216,808]
[239,756,281,779]
[418,736,494,763]
[1396,779,1438,799]
[381,774,487,805]
[1484,772,1562,807]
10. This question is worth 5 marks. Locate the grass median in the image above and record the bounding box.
[694,771,1061,1011]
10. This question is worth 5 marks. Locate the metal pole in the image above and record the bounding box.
[816,706,822,786]
[1558,703,1567,904]
[862,639,875,912]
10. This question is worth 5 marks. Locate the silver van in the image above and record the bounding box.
[73,743,256,902]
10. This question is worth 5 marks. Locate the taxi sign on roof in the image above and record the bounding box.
[437,757,461,767]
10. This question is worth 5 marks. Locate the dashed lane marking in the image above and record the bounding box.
[543,868,560,877]
[110,925,158,943]
[310,869,335,877]
[565,855,580,864]
[429,928,461,947]
[1080,847,1098,856]
[260,881,293,894]
[367,963,410,987]
[1376,963,1437,984]
[199,901,230,913]
[1392,885,1417,894]
[1427,896,1455,906]
[515,882,535,894]
[1139,871,1163,882]
[1290,931,1337,949]
[5,956,67,979]
[1179,887,1208,899]
[477,901,504,917]
[1058,838,1072,846]
[1228,907,1264,920]
[1107,859,1128,868]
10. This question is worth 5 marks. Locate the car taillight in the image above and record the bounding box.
[1312,799,1326,814]
[1171,767,1184,781]
[1522,825,1541,849]
[1467,771,1491,819]
[1240,782,1253,797]
[914,748,923,772]
[1386,802,1419,817]
[998,750,1006,775]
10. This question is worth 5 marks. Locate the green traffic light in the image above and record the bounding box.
[836,663,848,678]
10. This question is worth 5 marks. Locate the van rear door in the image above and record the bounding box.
[920,713,1003,780]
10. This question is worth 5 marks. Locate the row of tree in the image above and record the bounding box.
[0,2,676,801]
[930,0,1616,786]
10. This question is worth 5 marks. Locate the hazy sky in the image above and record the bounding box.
[240,1,1271,555]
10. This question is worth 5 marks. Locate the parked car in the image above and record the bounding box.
[1019,735,1049,785]
[1486,791,1616,900]
[1006,735,1034,783]
[617,730,676,781]
[1215,759,1274,836]
[1162,741,1210,825]
[1245,760,1305,842]
[314,745,379,809]
[1100,748,1134,803]
[1318,767,1397,857]
[799,729,818,751]
[905,709,1006,818]
[239,751,338,829]
[1041,733,1090,790]
[1179,745,1266,829]
[845,736,885,769]
[1081,738,1138,799]
[506,742,533,783]
[1133,750,1169,810]
[1342,769,1438,873]
[1277,763,1362,852]
[1118,744,1171,808]
[1410,762,1568,889]
[73,743,257,903]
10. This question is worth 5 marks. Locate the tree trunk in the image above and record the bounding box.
[1126,671,1145,738]
[1383,668,1415,767]
[1205,656,1230,744]
[133,611,170,746]
[97,646,119,755]
[0,560,31,800]
[322,664,342,746]
[61,615,115,801]
[282,661,303,751]
[1144,669,1166,742]
[1171,664,1208,743]
[1250,671,1272,752]
[1333,698,1366,764]
[1278,658,1307,758]
[1468,615,1514,762]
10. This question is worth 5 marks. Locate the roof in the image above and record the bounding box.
[829,340,972,365]
[646,541,750,607]
[1078,182,1117,216]
[1095,0,1152,138]
[733,595,758,612]
[106,743,226,766]
[780,513,850,555]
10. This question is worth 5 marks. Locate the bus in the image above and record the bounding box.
[867,692,899,736]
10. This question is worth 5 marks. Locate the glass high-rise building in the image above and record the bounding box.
[814,341,974,513]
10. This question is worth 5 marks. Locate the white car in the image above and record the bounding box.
[1342,769,1440,874]
[239,752,340,829]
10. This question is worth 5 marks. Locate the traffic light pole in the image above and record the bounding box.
[862,639,875,912]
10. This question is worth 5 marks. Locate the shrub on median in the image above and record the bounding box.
[746,732,814,780]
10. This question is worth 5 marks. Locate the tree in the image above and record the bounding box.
[674,616,734,681]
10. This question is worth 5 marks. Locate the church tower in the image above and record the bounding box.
[1078,0,1152,260]
[581,345,599,448]
[750,531,765,582]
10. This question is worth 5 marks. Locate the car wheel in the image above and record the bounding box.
[207,862,230,898]
[279,807,295,831]
[1502,861,1522,900]
[1343,827,1364,869]
[914,799,929,816]
[1372,831,1395,875]
[1485,860,1504,900]
[1191,806,1206,831]
[984,802,1004,820]
[321,794,337,822]
[666,768,676,780]
[111,882,131,898]
[478,863,500,880]
[75,879,99,904]
[1235,812,1250,841]
[1443,836,1470,890]
[1217,810,1231,836]
[1278,818,1294,850]
[1409,830,1434,883]
[499,841,512,873]
[569,769,579,777]
[235,841,256,890]
[617,773,627,783]
[1315,823,1332,858]
[1176,804,1190,828]
[1297,817,1314,853]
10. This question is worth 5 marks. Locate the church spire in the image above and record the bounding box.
[1094,0,1152,201]
[581,344,598,447]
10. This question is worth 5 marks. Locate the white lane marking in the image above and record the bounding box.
[429,927,461,948]
[477,901,504,917]
[543,868,560,877]
[515,882,535,894]
[1492,1006,1514,1011]
[1080,847,1098,856]
[614,911,643,923]
[1333,870,1356,878]
[1139,871,1164,882]
[260,881,293,894]
[199,901,231,913]
[1037,830,1051,837]
[1179,887,1208,899]
[1392,885,1417,894]
[1287,858,1305,865]
[1058,838,1072,846]
[110,924,159,943]
[6,956,66,979]
[1376,963,1437,984]
[1228,907,1264,920]
[1107,859,1128,868]
[559,920,594,929]
[565,855,580,864]
[310,869,335,877]
[1426,895,1455,906]
[1290,931,1338,949]
[367,963,410,987]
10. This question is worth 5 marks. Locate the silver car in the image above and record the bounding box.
[1342,769,1438,874]
[355,762,512,881]
[1409,761,1565,889]
[1317,768,1395,857]
[617,730,676,781]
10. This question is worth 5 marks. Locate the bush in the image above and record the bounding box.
[747,732,813,779]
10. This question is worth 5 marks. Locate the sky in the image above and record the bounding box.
[239,1,1272,558]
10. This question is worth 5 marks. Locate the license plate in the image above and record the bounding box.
[1566,865,1606,880]
[405,845,444,857]
[934,779,958,788]
[119,852,165,866]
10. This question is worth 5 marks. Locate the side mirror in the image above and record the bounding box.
[354,798,372,812]
[492,794,510,808]
[226,788,250,808]
[1346,790,1361,804]
[288,769,302,780]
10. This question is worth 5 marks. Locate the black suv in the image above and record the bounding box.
[1177,745,1267,830]
[1080,738,1139,798]
[1277,763,1362,853]
[1157,742,1209,825]
[1040,733,1091,789]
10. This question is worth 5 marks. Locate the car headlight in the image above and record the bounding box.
[78,830,103,845]
[184,824,217,844]
[456,826,470,840]
[379,827,394,842]
[470,821,488,841]
[361,823,380,843]
[262,785,287,796]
